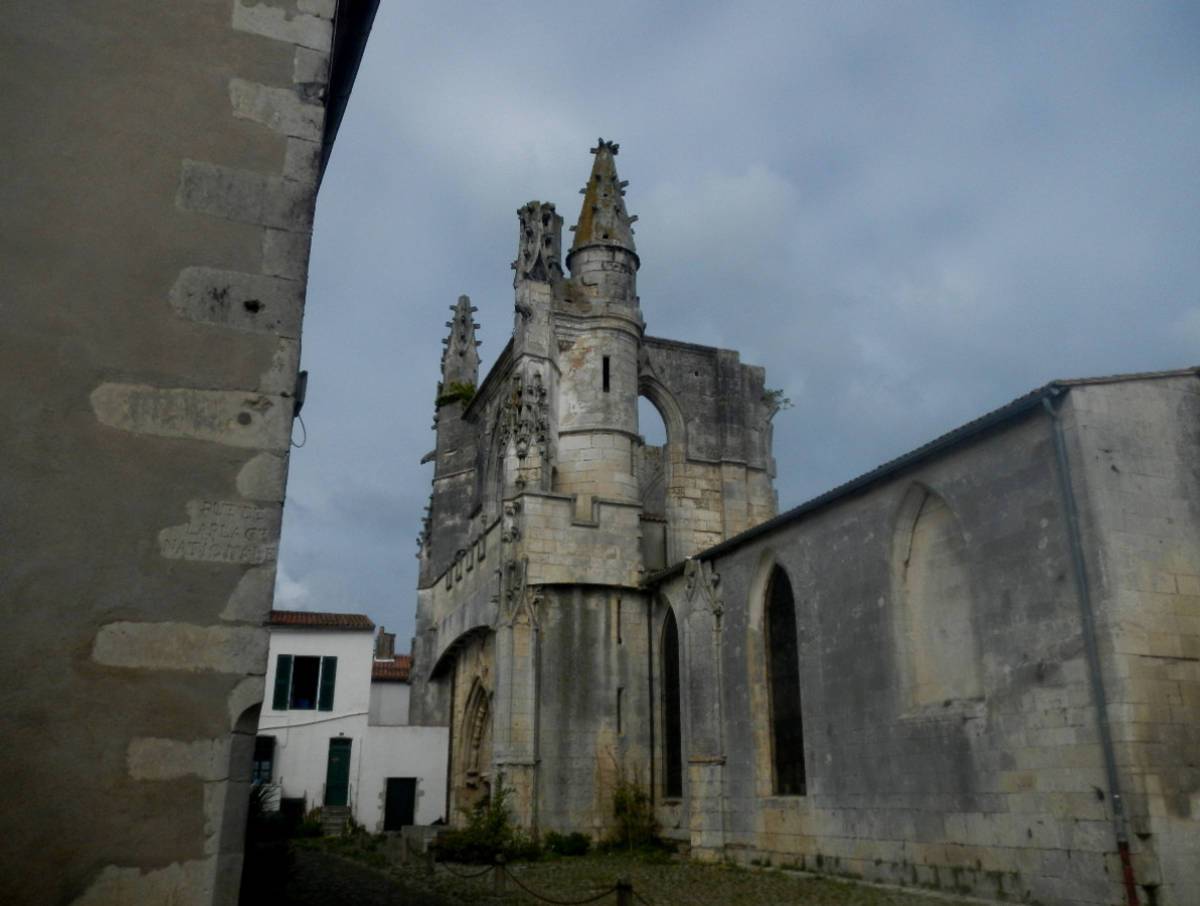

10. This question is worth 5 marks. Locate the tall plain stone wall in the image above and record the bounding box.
[2,3,339,902]
[1067,376,1200,905]
[650,376,1199,906]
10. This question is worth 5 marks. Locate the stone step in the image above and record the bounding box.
[319,806,351,836]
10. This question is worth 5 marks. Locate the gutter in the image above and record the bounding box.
[319,0,382,182]
[1042,390,1139,906]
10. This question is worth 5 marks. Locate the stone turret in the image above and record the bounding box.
[567,139,639,305]
[554,140,642,509]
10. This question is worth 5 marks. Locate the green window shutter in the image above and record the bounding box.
[318,656,337,711]
[272,655,293,710]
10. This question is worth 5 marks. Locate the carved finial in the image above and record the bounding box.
[511,200,564,287]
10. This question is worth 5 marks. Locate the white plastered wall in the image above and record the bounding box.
[258,628,374,810]
[356,724,450,830]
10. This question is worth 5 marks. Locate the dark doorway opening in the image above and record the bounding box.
[384,778,417,830]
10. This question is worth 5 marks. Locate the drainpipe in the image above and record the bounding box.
[1043,391,1139,906]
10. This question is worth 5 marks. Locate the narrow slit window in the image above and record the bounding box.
[662,608,683,798]
[766,566,806,795]
[616,596,623,644]
[602,356,610,392]
[617,686,624,734]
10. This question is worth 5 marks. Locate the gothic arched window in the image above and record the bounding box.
[898,487,981,706]
[766,566,805,795]
[662,607,683,798]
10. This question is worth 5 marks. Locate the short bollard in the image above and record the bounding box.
[616,875,633,906]
[494,853,507,894]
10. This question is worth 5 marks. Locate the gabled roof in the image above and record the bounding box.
[646,365,1198,582]
[268,610,376,631]
[372,655,412,683]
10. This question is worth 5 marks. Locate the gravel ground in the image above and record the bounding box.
[280,843,978,906]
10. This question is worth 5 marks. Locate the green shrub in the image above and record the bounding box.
[544,831,591,857]
[606,779,661,851]
[434,786,541,864]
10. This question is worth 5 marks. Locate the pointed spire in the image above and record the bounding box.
[568,139,638,266]
[439,294,480,388]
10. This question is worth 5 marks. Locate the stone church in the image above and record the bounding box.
[409,142,1199,906]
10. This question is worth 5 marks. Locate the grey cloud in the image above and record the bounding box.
[278,1,1200,642]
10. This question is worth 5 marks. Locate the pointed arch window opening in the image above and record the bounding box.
[765,565,806,796]
[661,607,684,799]
[638,393,671,570]
[898,486,983,708]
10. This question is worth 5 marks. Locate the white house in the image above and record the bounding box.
[256,611,448,831]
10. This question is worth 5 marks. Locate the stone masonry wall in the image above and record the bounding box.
[536,587,654,834]
[654,407,1140,906]
[1066,376,1200,906]
[2,3,335,902]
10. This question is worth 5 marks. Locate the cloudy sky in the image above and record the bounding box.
[276,1,1199,643]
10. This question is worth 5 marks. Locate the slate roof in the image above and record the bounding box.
[372,655,412,682]
[646,365,1199,582]
[267,610,376,631]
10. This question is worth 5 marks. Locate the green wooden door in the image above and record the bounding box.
[324,738,352,806]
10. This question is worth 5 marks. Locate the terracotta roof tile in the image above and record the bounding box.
[267,610,375,631]
[372,655,411,682]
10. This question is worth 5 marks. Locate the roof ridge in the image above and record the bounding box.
[268,609,376,630]
[645,364,1198,582]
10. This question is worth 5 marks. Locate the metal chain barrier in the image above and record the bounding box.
[499,862,622,905]
[436,860,495,880]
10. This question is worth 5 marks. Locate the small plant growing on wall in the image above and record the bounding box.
[436,381,476,408]
[762,387,792,413]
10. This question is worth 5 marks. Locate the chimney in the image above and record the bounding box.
[374,627,396,660]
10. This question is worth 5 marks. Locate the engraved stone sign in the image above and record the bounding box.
[159,500,281,564]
